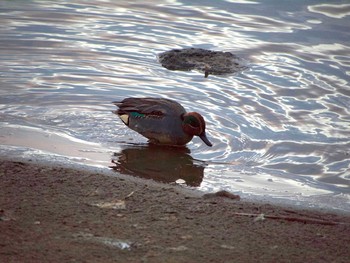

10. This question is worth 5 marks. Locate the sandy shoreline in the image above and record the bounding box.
[1,158,350,263]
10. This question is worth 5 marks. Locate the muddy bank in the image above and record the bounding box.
[1,159,349,263]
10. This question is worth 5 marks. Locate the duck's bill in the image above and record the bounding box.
[199,132,213,147]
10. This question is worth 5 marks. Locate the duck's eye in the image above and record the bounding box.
[184,116,200,127]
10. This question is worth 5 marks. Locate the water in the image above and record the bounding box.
[1,0,349,212]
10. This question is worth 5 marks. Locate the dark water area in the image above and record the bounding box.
[0,0,349,211]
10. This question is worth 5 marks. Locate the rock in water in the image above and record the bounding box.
[158,48,247,77]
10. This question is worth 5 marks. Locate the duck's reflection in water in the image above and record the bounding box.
[111,145,205,186]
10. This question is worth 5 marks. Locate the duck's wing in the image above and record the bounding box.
[113,98,186,117]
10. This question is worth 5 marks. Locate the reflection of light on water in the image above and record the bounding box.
[0,0,350,211]
[308,4,350,19]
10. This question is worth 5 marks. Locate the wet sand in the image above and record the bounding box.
[1,159,350,263]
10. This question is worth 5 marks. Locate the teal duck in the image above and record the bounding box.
[113,98,212,147]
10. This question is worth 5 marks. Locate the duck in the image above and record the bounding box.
[113,97,212,147]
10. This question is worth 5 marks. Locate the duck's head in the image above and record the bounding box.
[182,112,213,147]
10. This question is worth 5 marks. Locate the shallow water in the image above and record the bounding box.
[1,0,349,211]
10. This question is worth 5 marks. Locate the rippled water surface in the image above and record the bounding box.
[1,0,350,211]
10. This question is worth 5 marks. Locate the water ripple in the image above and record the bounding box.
[0,0,349,210]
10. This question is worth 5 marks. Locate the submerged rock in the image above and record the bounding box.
[158,48,247,77]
